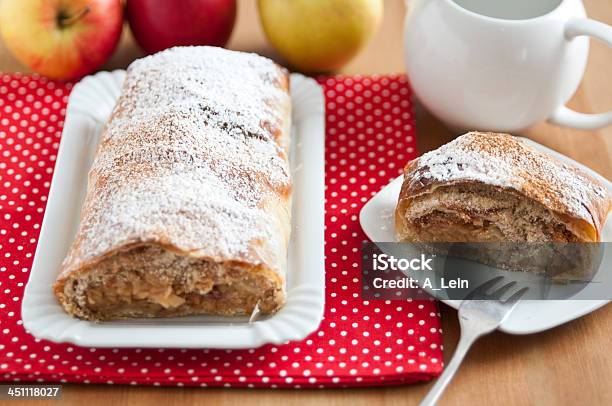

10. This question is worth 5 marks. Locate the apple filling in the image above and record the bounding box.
[61,245,283,321]
[398,184,580,243]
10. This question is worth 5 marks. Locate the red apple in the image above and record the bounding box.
[0,0,123,81]
[127,0,236,54]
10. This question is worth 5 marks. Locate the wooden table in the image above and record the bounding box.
[2,1,611,405]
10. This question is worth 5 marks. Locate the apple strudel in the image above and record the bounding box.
[395,132,611,243]
[54,46,292,321]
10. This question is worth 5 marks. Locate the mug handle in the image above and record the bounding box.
[548,18,612,130]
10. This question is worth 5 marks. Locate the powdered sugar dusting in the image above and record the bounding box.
[406,132,609,224]
[61,46,291,277]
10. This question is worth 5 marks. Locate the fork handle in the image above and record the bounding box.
[419,329,481,406]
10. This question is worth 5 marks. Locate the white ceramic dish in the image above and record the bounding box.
[21,71,326,349]
[360,137,612,334]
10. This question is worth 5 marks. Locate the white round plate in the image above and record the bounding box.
[359,137,612,334]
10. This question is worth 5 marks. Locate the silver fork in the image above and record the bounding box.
[419,276,529,406]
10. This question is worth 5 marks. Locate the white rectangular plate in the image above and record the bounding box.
[22,71,326,348]
[360,137,612,335]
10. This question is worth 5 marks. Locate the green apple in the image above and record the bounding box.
[258,0,383,72]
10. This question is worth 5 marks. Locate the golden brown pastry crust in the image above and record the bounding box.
[54,46,292,321]
[395,132,611,243]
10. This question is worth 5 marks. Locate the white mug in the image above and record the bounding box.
[403,0,612,132]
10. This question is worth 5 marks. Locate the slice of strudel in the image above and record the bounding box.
[395,132,612,279]
[396,132,611,243]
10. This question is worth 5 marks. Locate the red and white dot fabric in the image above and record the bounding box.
[0,72,443,387]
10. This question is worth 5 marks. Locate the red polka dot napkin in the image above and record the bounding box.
[0,72,443,387]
